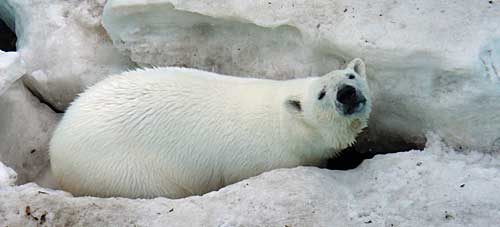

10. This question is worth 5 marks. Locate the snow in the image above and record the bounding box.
[103,0,500,153]
[0,161,16,187]
[0,136,499,226]
[0,50,24,96]
[0,50,58,184]
[0,0,499,225]
[0,51,17,68]
[0,0,134,111]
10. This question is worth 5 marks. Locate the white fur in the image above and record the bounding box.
[49,59,371,199]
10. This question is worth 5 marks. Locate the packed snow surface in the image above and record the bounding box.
[1,136,499,226]
[0,50,58,184]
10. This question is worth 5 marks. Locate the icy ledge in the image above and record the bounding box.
[0,51,58,184]
[0,50,24,96]
[103,0,500,153]
[1,136,499,226]
[0,0,134,111]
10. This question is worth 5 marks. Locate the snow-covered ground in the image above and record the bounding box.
[0,0,499,226]
[1,135,499,226]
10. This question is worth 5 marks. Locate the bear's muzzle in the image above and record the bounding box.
[336,85,367,115]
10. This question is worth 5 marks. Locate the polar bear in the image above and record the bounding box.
[49,58,371,199]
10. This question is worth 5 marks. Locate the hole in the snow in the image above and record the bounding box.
[0,19,16,51]
[327,146,373,170]
[326,130,426,170]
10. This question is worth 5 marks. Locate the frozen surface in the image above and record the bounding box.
[0,50,58,184]
[0,50,24,96]
[0,162,16,187]
[0,136,499,226]
[0,0,134,111]
[103,0,500,152]
[0,80,58,184]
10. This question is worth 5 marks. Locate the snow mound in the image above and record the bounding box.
[0,50,58,184]
[0,0,134,111]
[0,137,499,226]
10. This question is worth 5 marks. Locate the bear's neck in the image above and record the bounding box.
[284,115,364,163]
[320,117,362,152]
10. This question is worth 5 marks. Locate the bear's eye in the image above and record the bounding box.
[318,88,326,100]
[348,74,355,79]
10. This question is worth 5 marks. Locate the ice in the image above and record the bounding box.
[0,50,24,96]
[103,0,500,153]
[0,0,134,111]
[0,50,58,184]
[0,161,16,187]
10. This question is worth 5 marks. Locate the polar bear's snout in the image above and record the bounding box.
[336,84,367,115]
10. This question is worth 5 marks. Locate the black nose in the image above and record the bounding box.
[336,85,358,105]
[336,85,366,115]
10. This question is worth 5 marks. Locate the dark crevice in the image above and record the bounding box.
[326,144,423,170]
[0,19,16,51]
[326,129,426,170]
[327,146,375,170]
[24,84,64,114]
[1,18,61,113]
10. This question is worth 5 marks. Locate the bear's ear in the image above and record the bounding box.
[285,96,303,115]
[347,58,366,78]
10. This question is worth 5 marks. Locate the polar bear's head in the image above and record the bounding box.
[285,58,371,149]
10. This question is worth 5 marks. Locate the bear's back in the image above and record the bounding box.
[50,67,294,198]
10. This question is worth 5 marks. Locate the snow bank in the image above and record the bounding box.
[0,50,24,96]
[103,0,500,153]
[0,50,58,184]
[0,161,16,187]
[0,0,134,111]
[0,137,499,226]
